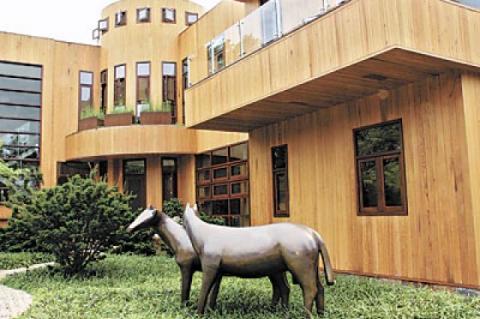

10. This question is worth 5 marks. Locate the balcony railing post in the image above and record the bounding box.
[275,0,283,38]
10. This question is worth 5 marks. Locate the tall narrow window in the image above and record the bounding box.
[115,11,127,27]
[79,71,93,119]
[272,145,289,217]
[182,58,189,124]
[162,62,176,123]
[162,158,178,202]
[185,12,198,26]
[114,65,126,108]
[137,8,151,23]
[354,120,407,216]
[162,8,176,23]
[100,70,108,114]
[207,35,225,74]
[136,62,150,116]
[123,160,146,211]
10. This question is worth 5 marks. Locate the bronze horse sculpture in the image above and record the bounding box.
[127,208,290,308]
[184,204,335,316]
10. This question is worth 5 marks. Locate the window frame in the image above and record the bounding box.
[78,71,94,121]
[114,64,126,108]
[271,144,289,218]
[136,61,151,115]
[137,7,151,23]
[162,157,178,201]
[353,119,408,217]
[185,11,198,26]
[162,8,176,23]
[98,18,109,33]
[100,69,108,114]
[115,11,127,27]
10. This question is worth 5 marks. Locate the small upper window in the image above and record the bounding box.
[185,12,198,26]
[354,120,407,216]
[115,11,127,27]
[98,18,109,33]
[137,8,151,23]
[162,8,176,23]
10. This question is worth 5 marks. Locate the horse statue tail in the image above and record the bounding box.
[314,231,335,286]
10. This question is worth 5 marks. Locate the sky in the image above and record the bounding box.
[0,0,220,45]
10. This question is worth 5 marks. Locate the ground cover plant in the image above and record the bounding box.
[0,252,52,270]
[2,254,479,319]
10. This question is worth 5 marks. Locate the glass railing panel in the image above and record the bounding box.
[240,7,263,56]
[279,0,326,35]
[260,0,280,45]
[224,23,241,66]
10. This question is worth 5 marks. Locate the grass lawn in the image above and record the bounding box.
[1,254,479,319]
[0,252,52,270]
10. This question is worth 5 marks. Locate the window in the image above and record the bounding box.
[162,158,177,201]
[162,8,176,23]
[137,8,151,23]
[162,62,176,123]
[185,12,198,26]
[100,70,108,114]
[182,58,189,124]
[79,71,93,118]
[354,120,407,216]
[195,143,250,226]
[98,18,109,33]
[272,145,289,217]
[207,35,225,74]
[114,65,126,108]
[0,61,42,173]
[123,160,146,211]
[136,62,150,116]
[115,11,127,27]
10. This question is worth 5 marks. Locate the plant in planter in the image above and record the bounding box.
[104,105,135,127]
[140,101,173,125]
[78,106,105,131]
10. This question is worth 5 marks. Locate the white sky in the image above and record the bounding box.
[0,0,220,45]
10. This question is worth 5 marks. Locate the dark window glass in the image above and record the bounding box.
[182,58,189,124]
[230,198,249,216]
[115,11,127,26]
[272,145,289,217]
[0,105,40,120]
[162,158,177,202]
[0,182,8,203]
[213,167,227,180]
[231,163,247,178]
[359,160,378,208]
[0,77,41,92]
[198,186,210,199]
[1,146,39,160]
[162,62,176,123]
[137,8,151,23]
[197,169,210,184]
[0,62,41,79]
[114,65,126,107]
[99,161,108,181]
[196,153,210,168]
[231,181,248,195]
[0,90,41,106]
[79,71,93,117]
[213,184,228,197]
[100,70,108,114]
[136,62,150,116]
[124,160,146,211]
[212,200,228,215]
[354,120,407,215]
[212,148,228,165]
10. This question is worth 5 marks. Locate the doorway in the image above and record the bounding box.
[124,159,146,211]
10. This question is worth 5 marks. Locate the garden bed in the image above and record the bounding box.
[1,254,478,318]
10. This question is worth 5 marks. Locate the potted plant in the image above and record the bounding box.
[140,101,173,125]
[104,104,135,127]
[78,106,104,131]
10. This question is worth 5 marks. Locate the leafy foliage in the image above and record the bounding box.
[0,252,52,270]
[80,106,104,120]
[2,254,479,319]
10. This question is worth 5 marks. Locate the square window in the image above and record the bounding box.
[185,12,198,25]
[137,62,150,76]
[115,65,126,79]
[80,72,93,85]
[98,18,109,32]
[162,8,176,23]
[137,8,151,23]
[115,11,127,26]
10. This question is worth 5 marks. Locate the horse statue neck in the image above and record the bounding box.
[156,215,191,255]
[183,206,209,251]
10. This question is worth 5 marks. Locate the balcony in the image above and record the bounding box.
[185,0,480,132]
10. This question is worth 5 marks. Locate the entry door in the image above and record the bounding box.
[124,160,146,211]
[162,158,178,202]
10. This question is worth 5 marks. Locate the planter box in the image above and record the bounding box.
[140,111,172,125]
[104,113,134,127]
[78,117,104,131]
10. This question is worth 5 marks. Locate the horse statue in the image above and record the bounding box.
[183,204,335,316]
[127,207,290,308]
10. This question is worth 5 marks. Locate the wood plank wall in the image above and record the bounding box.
[249,72,480,287]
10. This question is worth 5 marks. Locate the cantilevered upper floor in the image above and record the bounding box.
[184,0,480,131]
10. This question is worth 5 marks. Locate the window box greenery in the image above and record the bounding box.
[140,101,173,125]
[104,106,135,127]
[78,106,105,131]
